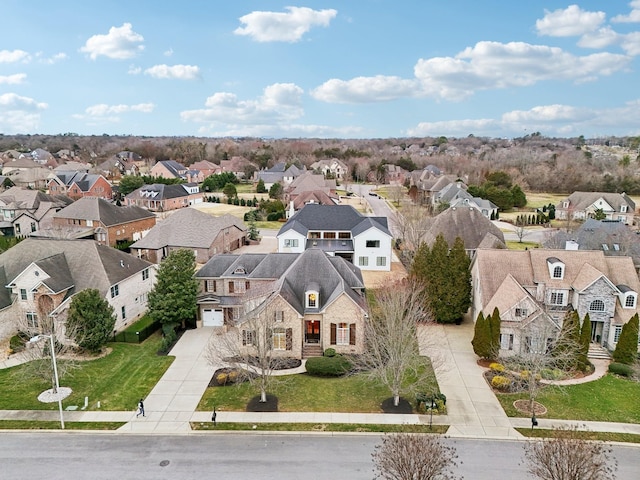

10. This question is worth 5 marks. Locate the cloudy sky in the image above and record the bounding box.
[1,1,640,139]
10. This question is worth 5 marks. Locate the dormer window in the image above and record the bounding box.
[546,257,565,279]
[234,267,246,275]
[308,292,317,308]
[624,293,637,308]
[621,205,628,213]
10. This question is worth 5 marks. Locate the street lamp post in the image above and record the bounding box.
[30,334,65,429]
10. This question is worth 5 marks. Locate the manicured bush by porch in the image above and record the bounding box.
[305,355,352,377]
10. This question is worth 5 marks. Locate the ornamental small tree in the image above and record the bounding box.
[578,313,592,371]
[256,178,267,193]
[613,313,639,365]
[66,288,116,353]
[222,182,237,200]
[471,312,492,359]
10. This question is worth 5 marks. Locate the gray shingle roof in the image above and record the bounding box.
[53,197,155,226]
[131,208,246,250]
[278,204,390,237]
[0,238,152,309]
[424,206,505,250]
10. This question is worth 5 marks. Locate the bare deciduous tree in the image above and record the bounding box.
[523,425,618,480]
[372,433,462,480]
[388,184,404,207]
[393,204,433,261]
[355,280,438,407]
[207,287,292,404]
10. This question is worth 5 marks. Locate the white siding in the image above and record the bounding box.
[352,226,392,271]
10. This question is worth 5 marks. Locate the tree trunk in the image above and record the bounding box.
[260,390,267,403]
[393,394,400,407]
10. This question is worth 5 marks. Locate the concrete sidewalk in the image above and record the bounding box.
[2,325,640,439]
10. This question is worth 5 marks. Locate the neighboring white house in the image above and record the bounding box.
[277,204,392,271]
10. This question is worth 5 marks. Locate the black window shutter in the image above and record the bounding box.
[330,323,336,344]
[286,328,292,350]
[242,330,247,346]
[349,323,356,345]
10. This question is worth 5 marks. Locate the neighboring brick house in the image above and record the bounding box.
[277,204,392,271]
[191,160,221,178]
[0,238,156,343]
[130,208,247,264]
[471,249,640,356]
[195,248,368,358]
[220,156,257,179]
[151,160,203,183]
[309,158,348,179]
[51,197,156,247]
[0,187,73,237]
[98,152,141,179]
[556,191,636,225]
[124,183,203,211]
[48,171,113,200]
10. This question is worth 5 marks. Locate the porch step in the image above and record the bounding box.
[587,343,611,360]
[302,344,323,359]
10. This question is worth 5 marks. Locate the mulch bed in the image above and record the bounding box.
[246,394,278,412]
[380,397,413,414]
[513,399,547,416]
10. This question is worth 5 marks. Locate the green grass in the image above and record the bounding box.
[497,374,640,424]
[0,421,125,430]
[191,422,448,434]
[0,333,174,411]
[506,240,540,250]
[523,193,565,209]
[198,371,437,414]
[254,221,285,230]
[516,428,640,444]
[123,314,156,332]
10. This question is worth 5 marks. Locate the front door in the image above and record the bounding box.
[305,320,320,343]
[591,321,603,344]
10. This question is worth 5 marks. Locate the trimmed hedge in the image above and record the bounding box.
[305,355,352,377]
[608,362,634,377]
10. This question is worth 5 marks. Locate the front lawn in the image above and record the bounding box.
[198,370,438,413]
[0,333,174,411]
[497,374,640,424]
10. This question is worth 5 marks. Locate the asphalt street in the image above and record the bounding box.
[2,433,638,480]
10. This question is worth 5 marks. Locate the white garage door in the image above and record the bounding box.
[202,308,223,327]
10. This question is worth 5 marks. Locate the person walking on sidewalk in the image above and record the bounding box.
[136,398,145,417]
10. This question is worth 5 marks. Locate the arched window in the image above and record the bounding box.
[625,295,636,308]
[552,266,563,278]
[589,299,605,312]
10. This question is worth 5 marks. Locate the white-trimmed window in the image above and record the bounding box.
[26,312,38,328]
[589,299,605,312]
[376,256,387,267]
[86,219,93,227]
[515,308,527,317]
[274,310,284,322]
[500,333,514,350]
[20,288,28,300]
[272,328,286,350]
[284,238,298,248]
[366,240,380,248]
[307,292,318,308]
[625,294,636,308]
[358,256,368,267]
[205,279,216,293]
[549,291,564,305]
[621,205,628,213]
[142,268,149,281]
[121,306,126,320]
[110,284,119,298]
[552,266,563,278]
[614,325,623,343]
[337,322,350,345]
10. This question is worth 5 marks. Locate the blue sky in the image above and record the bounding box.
[1,1,640,139]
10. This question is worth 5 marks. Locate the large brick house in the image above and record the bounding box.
[471,249,640,356]
[124,183,203,211]
[195,249,368,358]
[130,208,247,264]
[0,238,156,343]
[48,171,113,200]
[51,197,156,247]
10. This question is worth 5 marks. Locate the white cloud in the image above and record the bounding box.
[83,103,155,116]
[621,31,640,55]
[311,76,419,103]
[406,119,498,137]
[181,83,305,130]
[164,48,173,57]
[128,65,142,75]
[536,5,605,37]
[317,41,630,104]
[0,93,47,133]
[578,27,619,49]
[407,101,640,138]
[199,122,363,139]
[0,74,27,85]
[0,49,31,63]
[80,23,144,60]
[234,7,337,42]
[39,52,67,64]
[144,64,200,80]
[612,1,640,23]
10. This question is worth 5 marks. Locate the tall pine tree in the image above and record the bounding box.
[488,307,501,359]
[578,313,592,371]
[472,312,492,359]
[613,313,639,365]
